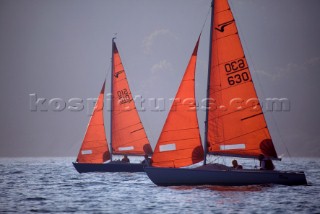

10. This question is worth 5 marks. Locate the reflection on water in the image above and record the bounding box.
[0,157,319,213]
[171,184,266,192]
[199,185,267,192]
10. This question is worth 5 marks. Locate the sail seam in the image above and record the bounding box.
[113,77,129,83]
[112,122,142,132]
[158,137,199,144]
[213,127,267,143]
[216,56,246,65]
[112,107,136,115]
[115,136,149,146]
[161,127,199,133]
[130,128,144,133]
[214,32,238,41]
[210,79,252,93]
[208,105,262,120]
[214,8,230,15]
[241,112,263,121]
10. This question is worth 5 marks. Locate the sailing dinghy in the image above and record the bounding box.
[144,0,307,186]
[73,39,152,173]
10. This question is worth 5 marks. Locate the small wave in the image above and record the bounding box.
[10,170,24,174]
[170,184,267,192]
[26,197,47,201]
[29,208,51,213]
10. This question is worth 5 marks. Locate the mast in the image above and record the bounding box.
[203,0,214,165]
[110,37,116,161]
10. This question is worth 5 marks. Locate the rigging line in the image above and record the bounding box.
[105,58,111,86]
[138,96,156,149]
[114,38,140,104]
[200,3,211,34]
[113,40,143,113]
[114,48,153,147]
[229,1,292,164]
[72,61,111,157]
[104,54,112,147]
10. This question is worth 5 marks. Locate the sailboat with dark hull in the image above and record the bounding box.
[73,39,152,173]
[144,0,307,186]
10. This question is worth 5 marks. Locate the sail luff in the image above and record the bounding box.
[203,0,214,165]
[110,38,116,161]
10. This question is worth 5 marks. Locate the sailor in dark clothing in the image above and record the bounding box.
[121,154,130,163]
[141,154,152,166]
[258,154,275,170]
[232,159,243,169]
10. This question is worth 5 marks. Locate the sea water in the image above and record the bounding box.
[0,157,319,213]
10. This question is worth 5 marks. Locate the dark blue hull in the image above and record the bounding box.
[144,166,307,186]
[73,162,145,173]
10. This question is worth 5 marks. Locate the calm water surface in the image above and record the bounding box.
[0,157,319,213]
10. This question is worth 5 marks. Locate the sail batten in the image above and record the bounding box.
[206,0,278,159]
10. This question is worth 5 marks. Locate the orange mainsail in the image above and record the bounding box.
[76,82,110,163]
[206,0,278,159]
[151,38,204,168]
[111,41,152,155]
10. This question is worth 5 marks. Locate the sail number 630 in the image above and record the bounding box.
[228,72,249,85]
[224,59,249,85]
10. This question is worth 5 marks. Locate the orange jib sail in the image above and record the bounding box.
[206,0,278,159]
[152,38,204,168]
[111,42,152,155]
[77,82,110,163]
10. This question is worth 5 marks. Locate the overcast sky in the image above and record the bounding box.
[0,0,320,157]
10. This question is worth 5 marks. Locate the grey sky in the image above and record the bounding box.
[0,0,319,157]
